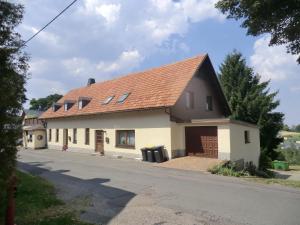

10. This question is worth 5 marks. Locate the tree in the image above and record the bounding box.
[216,0,300,64]
[294,124,300,133]
[0,0,28,214]
[29,94,63,111]
[218,51,284,168]
[282,124,290,131]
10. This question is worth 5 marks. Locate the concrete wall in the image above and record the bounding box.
[229,123,260,166]
[171,72,225,121]
[25,130,46,149]
[46,109,172,158]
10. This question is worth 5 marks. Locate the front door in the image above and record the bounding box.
[185,126,218,158]
[95,130,104,154]
[63,129,68,146]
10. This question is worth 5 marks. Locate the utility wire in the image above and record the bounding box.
[24,0,79,45]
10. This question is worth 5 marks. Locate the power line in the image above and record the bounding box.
[24,0,79,45]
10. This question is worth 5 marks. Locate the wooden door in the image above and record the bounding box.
[63,129,68,146]
[95,130,104,154]
[185,126,218,158]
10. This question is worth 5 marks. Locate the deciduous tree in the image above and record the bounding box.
[216,0,300,64]
[0,1,28,212]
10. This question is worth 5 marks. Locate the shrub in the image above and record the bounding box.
[208,161,249,177]
[276,147,300,165]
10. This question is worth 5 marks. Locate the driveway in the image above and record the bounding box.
[18,149,300,225]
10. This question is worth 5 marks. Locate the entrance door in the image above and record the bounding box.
[185,126,218,158]
[95,130,104,154]
[63,129,68,146]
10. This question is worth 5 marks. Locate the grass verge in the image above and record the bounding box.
[243,177,300,189]
[0,171,92,225]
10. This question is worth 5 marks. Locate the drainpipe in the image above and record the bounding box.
[5,173,17,225]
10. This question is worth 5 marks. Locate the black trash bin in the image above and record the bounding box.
[154,146,164,163]
[140,148,148,161]
[147,149,155,162]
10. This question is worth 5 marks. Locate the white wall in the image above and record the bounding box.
[229,123,260,166]
[25,130,46,149]
[46,109,172,158]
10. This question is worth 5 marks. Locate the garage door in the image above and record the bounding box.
[185,126,218,158]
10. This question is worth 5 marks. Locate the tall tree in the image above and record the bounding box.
[0,0,28,211]
[219,51,284,168]
[29,94,63,111]
[216,0,300,64]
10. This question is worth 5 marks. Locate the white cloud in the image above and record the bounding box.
[79,1,121,25]
[63,50,143,79]
[250,35,299,81]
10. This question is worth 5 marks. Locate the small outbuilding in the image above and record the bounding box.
[23,110,46,149]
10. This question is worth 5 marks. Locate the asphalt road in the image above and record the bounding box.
[18,149,300,225]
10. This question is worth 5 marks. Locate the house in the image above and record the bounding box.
[40,54,260,166]
[23,110,46,149]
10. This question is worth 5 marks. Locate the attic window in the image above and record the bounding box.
[102,96,114,105]
[52,103,62,112]
[64,101,75,111]
[78,97,91,109]
[117,93,130,103]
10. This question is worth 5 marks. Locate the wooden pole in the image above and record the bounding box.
[5,173,17,225]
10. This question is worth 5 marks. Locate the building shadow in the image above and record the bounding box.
[17,161,136,225]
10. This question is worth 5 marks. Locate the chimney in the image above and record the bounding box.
[87,78,95,86]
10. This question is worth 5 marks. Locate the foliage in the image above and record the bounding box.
[276,146,300,165]
[215,0,300,64]
[208,161,250,177]
[0,1,28,211]
[0,171,92,225]
[293,124,300,133]
[29,94,63,111]
[218,51,284,169]
[208,161,274,178]
[282,124,291,131]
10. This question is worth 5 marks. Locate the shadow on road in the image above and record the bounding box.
[18,161,136,225]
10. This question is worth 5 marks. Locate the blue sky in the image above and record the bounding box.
[15,0,300,125]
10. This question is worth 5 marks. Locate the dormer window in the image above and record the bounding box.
[78,97,91,109]
[64,100,75,111]
[102,95,114,105]
[52,103,62,112]
[117,93,130,103]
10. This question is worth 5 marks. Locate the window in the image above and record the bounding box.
[102,96,114,105]
[78,97,91,109]
[29,134,32,142]
[73,128,77,144]
[244,130,250,144]
[117,93,130,103]
[52,103,62,112]
[49,129,52,141]
[185,91,194,109]
[85,128,90,145]
[116,130,135,148]
[64,103,68,111]
[206,96,213,111]
[56,129,59,142]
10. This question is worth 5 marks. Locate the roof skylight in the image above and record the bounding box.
[102,96,114,105]
[117,93,130,103]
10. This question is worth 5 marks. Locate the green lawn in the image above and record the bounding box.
[0,171,92,225]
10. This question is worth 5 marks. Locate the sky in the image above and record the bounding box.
[13,0,300,126]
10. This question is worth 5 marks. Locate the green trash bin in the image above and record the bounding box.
[272,161,289,171]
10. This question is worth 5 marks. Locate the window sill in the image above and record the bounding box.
[116,145,135,149]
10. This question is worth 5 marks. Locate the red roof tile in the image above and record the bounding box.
[40,54,207,119]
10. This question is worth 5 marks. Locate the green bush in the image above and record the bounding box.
[208,161,249,177]
[276,147,300,165]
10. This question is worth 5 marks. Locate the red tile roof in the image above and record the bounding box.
[40,54,207,119]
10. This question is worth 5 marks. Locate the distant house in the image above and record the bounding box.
[40,54,260,166]
[23,110,46,149]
